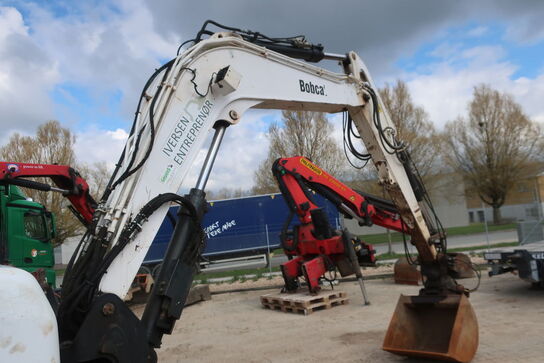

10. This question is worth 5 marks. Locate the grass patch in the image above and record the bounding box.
[252,272,263,282]
[361,223,516,245]
[195,266,280,281]
[375,241,519,261]
[190,241,520,284]
[447,241,518,253]
[377,252,405,260]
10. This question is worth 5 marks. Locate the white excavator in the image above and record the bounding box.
[0,21,478,363]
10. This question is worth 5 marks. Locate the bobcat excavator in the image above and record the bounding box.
[0,21,478,363]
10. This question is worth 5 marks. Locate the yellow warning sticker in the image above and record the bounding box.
[300,158,322,175]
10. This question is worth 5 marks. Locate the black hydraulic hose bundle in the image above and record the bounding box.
[341,83,448,258]
[102,59,176,203]
[342,110,372,169]
[141,188,208,350]
[58,193,201,340]
[193,20,325,63]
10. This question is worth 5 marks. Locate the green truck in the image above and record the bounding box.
[0,184,56,287]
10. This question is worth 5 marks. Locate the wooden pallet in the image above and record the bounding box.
[260,290,349,315]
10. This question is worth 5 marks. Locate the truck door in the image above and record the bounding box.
[6,206,54,268]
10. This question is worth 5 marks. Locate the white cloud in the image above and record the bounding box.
[4,0,544,194]
[460,45,506,64]
[0,1,181,138]
[72,110,273,193]
[466,26,488,37]
[74,127,128,168]
[504,14,544,45]
[0,6,26,39]
[0,6,59,132]
[204,110,274,191]
[428,42,464,59]
[404,43,544,127]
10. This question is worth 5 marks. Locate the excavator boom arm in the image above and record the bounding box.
[90,34,436,299]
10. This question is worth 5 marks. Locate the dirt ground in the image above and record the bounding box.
[134,272,544,363]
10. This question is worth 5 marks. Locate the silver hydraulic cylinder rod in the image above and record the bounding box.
[195,121,229,191]
[323,52,348,61]
[357,274,371,306]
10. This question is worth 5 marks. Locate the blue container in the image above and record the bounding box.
[143,192,340,265]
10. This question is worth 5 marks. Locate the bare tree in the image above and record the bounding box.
[77,161,111,200]
[348,80,442,195]
[252,111,344,194]
[206,187,250,200]
[379,80,442,179]
[444,84,542,224]
[1,121,84,245]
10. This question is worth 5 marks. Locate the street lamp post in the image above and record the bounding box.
[481,201,491,251]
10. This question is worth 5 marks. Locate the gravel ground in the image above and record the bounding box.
[132,271,544,363]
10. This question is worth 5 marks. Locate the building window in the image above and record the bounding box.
[469,211,474,223]
[526,206,538,219]
[477,210,485,223]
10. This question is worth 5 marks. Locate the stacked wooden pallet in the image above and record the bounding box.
[260,290,349,315]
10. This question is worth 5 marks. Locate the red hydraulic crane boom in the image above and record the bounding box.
[0,162,96,226]
[272,156,414,301]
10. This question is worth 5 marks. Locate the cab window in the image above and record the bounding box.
[24,211,47,241]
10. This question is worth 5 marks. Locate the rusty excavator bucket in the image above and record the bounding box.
[394,253,475,285]
[393,257,421,285]
[448,253,476,279]
[383,294,478,363]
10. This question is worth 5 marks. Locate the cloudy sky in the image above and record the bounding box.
[1,0,544,191]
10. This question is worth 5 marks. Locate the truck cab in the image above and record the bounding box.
[0,184,56,287]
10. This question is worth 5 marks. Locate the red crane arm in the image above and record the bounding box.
[0,161,96,225]
[273,156,406,233]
